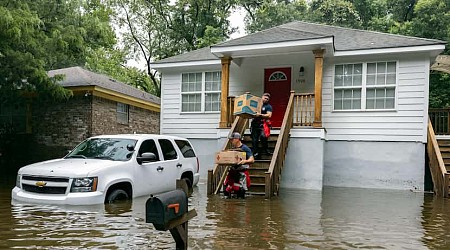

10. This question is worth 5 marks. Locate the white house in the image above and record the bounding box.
[151,21,446,192]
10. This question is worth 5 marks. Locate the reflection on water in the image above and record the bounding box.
[0,179,450,249]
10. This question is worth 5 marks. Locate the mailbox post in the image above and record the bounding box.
[146,180,197,249]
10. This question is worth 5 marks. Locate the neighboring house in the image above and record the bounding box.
[0,67,160,163]
[151,21,446,191]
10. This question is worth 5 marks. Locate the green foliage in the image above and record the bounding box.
[85,47,157,95]
[0,1,71,104]
[0,0,117,104]
[309,0,362,28]
[390,0,450,50]
[109,0,235,96]
[197,26,228,49]
[241,0,308,33]
[429,72,450,108]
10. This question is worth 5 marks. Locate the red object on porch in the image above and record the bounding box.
[264,67,291,127]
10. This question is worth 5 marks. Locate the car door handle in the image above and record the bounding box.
[176,163,182,168]
[157,166,164,172]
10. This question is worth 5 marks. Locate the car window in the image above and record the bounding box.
[158,139,178,160]
[66,138,137,161]
[138,139,159,161]
[175,140,196,158]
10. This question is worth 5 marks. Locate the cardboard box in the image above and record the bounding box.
[215,150,246,165]
[233,93,262,118]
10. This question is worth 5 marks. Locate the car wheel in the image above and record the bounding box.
[182,177,192,188]
[106,189,129,203]
[181,177,193,196]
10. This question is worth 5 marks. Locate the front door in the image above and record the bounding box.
[264,67,291,127]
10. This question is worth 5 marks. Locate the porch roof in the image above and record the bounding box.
[152,21,446,68]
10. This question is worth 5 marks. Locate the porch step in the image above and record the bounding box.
[248,167,268,176]
[436,139,450,172]
[247,191,265,196]
[249,175,265,184]
[248,183,266,193]
[252,159,271,168]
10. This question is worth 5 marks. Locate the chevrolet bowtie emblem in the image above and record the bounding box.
[35,181,47,187]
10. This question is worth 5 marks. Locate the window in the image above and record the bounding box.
[334,64,362,110]
[333,62,396,111]
[138,139,159,161]
[175,140,196,158]
[66,138,137,161]
[269,71,287,81]
[159,139,178,160]
[117,102,129,124]
[181,72,221,112]
[366,62,396,109]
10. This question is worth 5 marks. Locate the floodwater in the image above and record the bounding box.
[1,177,450,249]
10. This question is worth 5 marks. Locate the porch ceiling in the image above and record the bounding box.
[210,37,334,58]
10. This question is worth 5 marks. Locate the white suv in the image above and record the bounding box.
[12,134,200,205]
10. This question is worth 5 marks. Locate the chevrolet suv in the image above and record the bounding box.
[12,134,200,205]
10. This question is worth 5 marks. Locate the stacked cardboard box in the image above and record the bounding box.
[233,93,262,118]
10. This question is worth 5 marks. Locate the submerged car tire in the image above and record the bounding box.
[181,177,193,196]
[106,189,129,203]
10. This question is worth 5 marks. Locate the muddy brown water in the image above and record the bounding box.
[0,176,449,249]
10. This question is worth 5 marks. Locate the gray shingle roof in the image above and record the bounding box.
[48,67,160,105]
[153,21,446,65]
[152,47,218,64]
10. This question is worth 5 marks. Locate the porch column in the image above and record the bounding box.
[313,49,324,128]
[219,57,231,128]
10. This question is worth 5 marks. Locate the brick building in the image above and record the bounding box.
[0,67,160,170]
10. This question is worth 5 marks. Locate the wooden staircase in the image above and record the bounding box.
[207,91,296,198]
[437,139,450,173]
[426,119,450,197]
[242,134,279,195]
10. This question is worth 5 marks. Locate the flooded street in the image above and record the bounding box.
[0,176,449,249]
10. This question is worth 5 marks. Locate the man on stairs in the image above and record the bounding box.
[251,93,273,159]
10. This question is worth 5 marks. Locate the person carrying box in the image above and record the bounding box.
[223,132,255,198]
[250,93,273,159]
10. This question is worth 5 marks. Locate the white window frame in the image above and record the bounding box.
[180,71,221,113]
[117,102,129,124]
[332,61,398,111]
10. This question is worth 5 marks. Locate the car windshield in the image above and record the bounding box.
[65,138,137,161]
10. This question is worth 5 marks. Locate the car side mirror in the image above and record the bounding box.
[137,152,157,164]
[127,144,135,151]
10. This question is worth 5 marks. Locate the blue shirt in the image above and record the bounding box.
[239,144,253,159]
[251,103,273,128]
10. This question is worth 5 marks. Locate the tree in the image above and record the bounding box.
[85,47,156,94]
[0,0,117,105]
[241,0,308,34]
[309,0,362,28]
[109,0,235,96]
[0,1,70,104]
